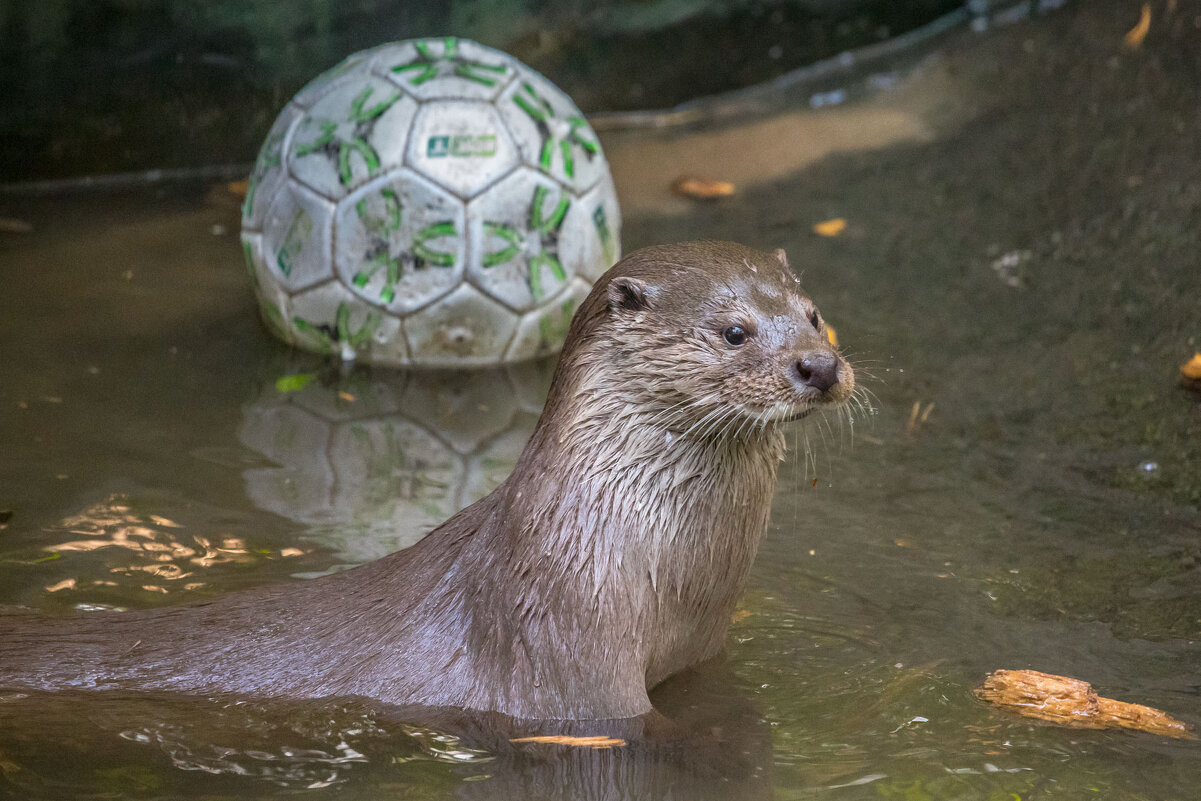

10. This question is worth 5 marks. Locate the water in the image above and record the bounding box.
[2,3,1200,799]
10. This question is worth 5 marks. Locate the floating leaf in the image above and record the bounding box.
[275,373,317,393]
[1181,352,1201,393]
[1124,3,1150,49]
[1180,353,1201,380]
[825,324,839,347]
[671,176,735,200]
[813,218,847,237]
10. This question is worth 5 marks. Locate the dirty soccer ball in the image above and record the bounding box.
[240,37,622,367]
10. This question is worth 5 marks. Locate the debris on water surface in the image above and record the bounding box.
[905,401,934,437]
[989,249,1031,288]
[228,179,249,198]
[1124,3,1151,50]
[976,669,1195,740]
[812,218,847,237]
[510,735,627,749]
[275,373,317,393]
[809,89,846,108]
[1179,352,1201,394]
[825,324,839,347]
[671,176,735,200]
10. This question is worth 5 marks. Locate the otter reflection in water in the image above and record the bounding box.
[0,658,773,799]
[0,241,854,722]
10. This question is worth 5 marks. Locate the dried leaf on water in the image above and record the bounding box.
[228,179,249,198]
[976,669,1195,740]
[671,176,736,200]
[1124,3,1151,49]
[510,735,627,749]
[1182,354,1201,379]
[825,324,839,347]
[812,218,847,237]
[1180,353,1201,393]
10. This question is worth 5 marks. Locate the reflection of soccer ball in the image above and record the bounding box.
[239,359,553,563]
[241,37,622,367]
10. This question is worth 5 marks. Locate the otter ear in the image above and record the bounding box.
[773,248,790,269]
[607,276,651,313]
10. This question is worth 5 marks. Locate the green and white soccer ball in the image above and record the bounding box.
[241,37,622,367]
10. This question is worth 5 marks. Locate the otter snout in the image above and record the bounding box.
[794,351,840,394]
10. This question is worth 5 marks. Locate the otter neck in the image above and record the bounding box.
[494,366,787,693]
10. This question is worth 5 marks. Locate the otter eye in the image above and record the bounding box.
[722,325,748,347]
[809,310,821,330]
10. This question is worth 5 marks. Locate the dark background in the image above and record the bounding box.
[0,0,961,181]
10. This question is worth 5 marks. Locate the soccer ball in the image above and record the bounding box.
[240,37,622,367]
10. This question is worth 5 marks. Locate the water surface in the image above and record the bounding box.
[2,3,1199,799]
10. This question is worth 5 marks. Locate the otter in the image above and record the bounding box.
[0,241,853,721]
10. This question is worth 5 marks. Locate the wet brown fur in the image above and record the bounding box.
[0,241,853,720]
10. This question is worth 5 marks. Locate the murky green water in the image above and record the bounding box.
[2,3,1199,799]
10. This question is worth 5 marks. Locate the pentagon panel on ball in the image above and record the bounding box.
[241,36,622,368]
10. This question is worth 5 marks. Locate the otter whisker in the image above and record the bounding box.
[647,391,728,435]
[715,414,738,442]
[683,404,728,439]
[801,429,817,481]
[731,406,764,441]
[725,405,754,441]
[812,413,834,462]
[826,407,847,454]
[734,408,761,441]
[701,406,740,440]
[854,384,880,412]
[719,406,750,440]
[647,394,702,428]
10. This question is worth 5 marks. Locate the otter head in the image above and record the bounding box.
[569,241,854,437]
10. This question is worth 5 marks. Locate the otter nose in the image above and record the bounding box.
[796,352,839,393]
